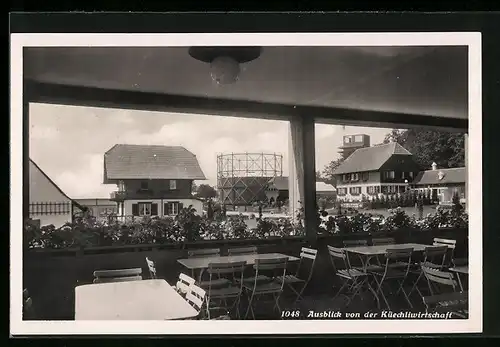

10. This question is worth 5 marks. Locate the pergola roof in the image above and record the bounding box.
[24,46,468,121]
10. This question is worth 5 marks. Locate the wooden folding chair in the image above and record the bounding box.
[372,237,395,246]
[327,245,371,307]
[145,257,157,279]
[227,246,258,256]
[93,268,143,283]
[370,248,414,310]
[185,283,232,320]
[205,261,247,319]
[275,247,317,303]
[408,245,448,299]
[433,238,457,267]
[173,273,196,297]
[23,289,36,320]
[421,266,468,318]
[243,257,288,319]
[187,248,221,279]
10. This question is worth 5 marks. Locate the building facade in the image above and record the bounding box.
[29,159,85,228]
[333,142,422,204]
[411,166,466,204]
[73,198,118,220]
[105,144,206,218]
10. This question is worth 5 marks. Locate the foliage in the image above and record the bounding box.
[321,158,345,186]
[195,184,218,200]
[383,128,465,169]
[24,203,468,250]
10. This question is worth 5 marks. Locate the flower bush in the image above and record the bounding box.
[24,204,468,250]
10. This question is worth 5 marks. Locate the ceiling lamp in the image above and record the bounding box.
[188,46,262,85]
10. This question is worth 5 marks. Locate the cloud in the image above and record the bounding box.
[29,104,393,198]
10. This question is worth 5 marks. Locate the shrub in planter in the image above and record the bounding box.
[226,214,250,239]
[256,218,278,238]
[382,207,416,232]
[176,205,203,242]
[334,215,352,234]
[350,213,372,233]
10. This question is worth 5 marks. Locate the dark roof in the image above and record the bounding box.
[268,176,288,190]
[104,144,206,182]
[332,142,413,175]
[412,167,466,185]
[29,159,87,211]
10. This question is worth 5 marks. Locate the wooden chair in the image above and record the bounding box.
[421,266,468,318]
[205,261,247,319]
[408,245,448,299]
[23,289,36,320]
[145,257,157,279]
[433,238,457,267]
[275,247,317,302]
[93,268,143,283]
[227,246,258,256]
[343,239,368,247]
[185,283,231,320]
[187,249,221,279]
[327,245,370,307]
[372,237,396,246]
[173,273,196,297]
[242,257,288,319]
[370,248,414,310]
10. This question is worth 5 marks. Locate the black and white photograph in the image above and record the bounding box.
[10,31,482,335]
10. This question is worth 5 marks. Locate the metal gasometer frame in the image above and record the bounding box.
[217,152,283,206]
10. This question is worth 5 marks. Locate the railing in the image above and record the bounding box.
[109,191,126,201]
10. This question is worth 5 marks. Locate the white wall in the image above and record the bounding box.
[123,198,203,217]
[29,160,73,228]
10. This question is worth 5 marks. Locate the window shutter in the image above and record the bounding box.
[151,203,158,216]
[132,204,139,216]
[164,203,169,216]
[179,202,184,211]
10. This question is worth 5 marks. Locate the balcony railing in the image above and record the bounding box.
[109,191,126,201]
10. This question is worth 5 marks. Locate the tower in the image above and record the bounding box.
[338,134,371,160]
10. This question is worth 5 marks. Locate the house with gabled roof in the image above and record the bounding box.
[411,165,466,204]
[29,159,86,228]
[332,142,422,203]
[104,144,206,218]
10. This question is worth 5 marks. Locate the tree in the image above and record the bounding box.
[383,128,465,169]
[195,184,217,200]
[321,158,345,187]
[315,171,324,182]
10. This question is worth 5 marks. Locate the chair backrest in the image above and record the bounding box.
[296,247,318,280]
[23,289,35,319]
[93,275,142,283]
[145,257,157,279]
[432,238,457,265]
[383,248,414,275]
[253,257,288,291]
[93,268,142,279]
[372,237,396,246]
[175,273,196,295]
[422,266,458,291]
[188,248,220,258]
[433,238,457,249]
[423,245,448,267]
[185,284,206,313]
[208,261,247,276]
[343,239,368,247]
[227,246,258,256]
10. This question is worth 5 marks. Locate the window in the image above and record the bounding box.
[349,187,361,195]
[337,188,347,196]
[384,171,395,179]
[118,180,125,192]
[351,173,359,181]
[367,186,380,194]
[138,203,151,216]
[361,172,369,181]
[165,201,181,215]
[409,171,414,179]
[140,181,149,190]
[169,180,177,190]
[387,185,397,193]
[342,174,348,182]
[345,136,352,143]
[355,135,363,142]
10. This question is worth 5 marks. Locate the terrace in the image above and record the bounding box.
[21,40,471,322]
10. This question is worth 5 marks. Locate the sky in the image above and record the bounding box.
[29,103,391,199]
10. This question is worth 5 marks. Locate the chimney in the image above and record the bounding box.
[431,162,437,171]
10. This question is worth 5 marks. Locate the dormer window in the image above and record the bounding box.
[169,180,177,190]
[384,171,395,179]
[351,173,359,181]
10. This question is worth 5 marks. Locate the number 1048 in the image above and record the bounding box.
[281,310,300,318]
